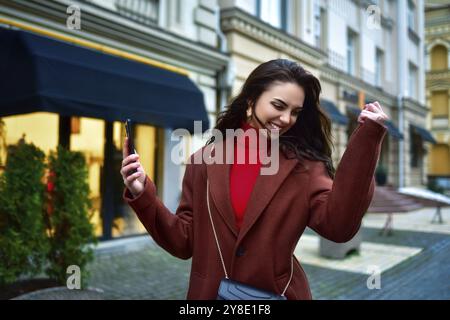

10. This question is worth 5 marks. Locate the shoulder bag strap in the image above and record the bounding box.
[206,179,293,296]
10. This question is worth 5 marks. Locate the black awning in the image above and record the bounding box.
[410,124,436,144]
[320,99,348,125]
[0,29,209,133]
[346,105,403,140]
[384,120,404,140]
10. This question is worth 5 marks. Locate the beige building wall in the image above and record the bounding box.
[425,1,450,187]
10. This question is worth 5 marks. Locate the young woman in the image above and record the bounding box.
[120,59,388,300]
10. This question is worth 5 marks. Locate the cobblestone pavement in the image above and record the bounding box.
[302,227,450,299]
[86,207,450,300]
[13,287,104,300]
[88,240,190,299]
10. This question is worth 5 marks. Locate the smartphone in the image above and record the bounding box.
[125,119,138,174]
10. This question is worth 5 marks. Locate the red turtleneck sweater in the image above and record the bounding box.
[230,122,262,230]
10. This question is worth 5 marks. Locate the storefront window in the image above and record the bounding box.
[2,112,59,156]
[410,127,423,169]
[70,118,157,238]
[111,122,156,238]
[1,113,159,240]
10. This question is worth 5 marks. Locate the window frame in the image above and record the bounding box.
[407,0,416,32]
[256,0,288,31]
[375,48,384,87]
[347,30,357,76]
[408,62,418,99]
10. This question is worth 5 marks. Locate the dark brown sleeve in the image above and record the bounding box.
[307,118,387,242]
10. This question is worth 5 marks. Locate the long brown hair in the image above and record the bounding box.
[208,59,335,178]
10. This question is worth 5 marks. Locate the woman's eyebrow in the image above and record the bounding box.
[274,98,302,109]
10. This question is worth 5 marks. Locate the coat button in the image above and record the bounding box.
[236,246,245,257]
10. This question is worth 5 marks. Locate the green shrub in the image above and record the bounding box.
[0,138,49,285]
[46,146,97,287]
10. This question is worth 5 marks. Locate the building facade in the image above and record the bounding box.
[425,1,450,193]
[218,0,430,188]
[0,0,436,241]
[0,0,229,239]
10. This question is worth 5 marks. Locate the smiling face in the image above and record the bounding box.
[247,81,305,136]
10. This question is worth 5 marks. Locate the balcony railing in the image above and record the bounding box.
[327,49,391,89]
[426,69,450,81]
[360,66,376,86]
[327,49,346,72]
[115,0,159,26]
[432,116,449,129]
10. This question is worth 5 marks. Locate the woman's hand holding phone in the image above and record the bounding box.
[121,137,146,197]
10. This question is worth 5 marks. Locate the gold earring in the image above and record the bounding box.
[246,108,252,118]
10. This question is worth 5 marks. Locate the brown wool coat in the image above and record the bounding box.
[124,118,387,299]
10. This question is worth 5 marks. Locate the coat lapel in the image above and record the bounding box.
[236,153,299,244]
[205,140,300,241]
[206,141,238,237]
